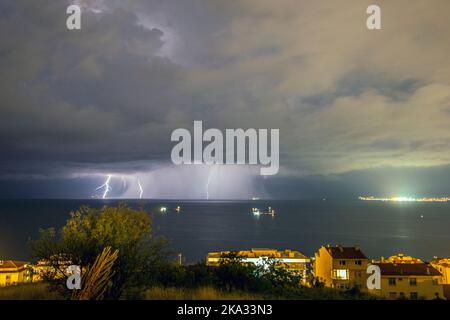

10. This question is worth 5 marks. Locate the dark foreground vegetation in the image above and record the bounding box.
[2,205,378,300]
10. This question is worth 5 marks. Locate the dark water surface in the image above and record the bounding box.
[0,199,449,262]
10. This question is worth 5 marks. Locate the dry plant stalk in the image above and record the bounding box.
[72,246,119,300]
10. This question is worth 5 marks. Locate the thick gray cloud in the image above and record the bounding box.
[1,0,450,198]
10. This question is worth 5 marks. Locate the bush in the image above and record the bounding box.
[29,204,169,299]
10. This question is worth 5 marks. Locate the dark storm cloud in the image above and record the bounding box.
[1,0,450,198]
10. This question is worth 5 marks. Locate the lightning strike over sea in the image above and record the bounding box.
[96,174,112,199]
[137,178,144,199]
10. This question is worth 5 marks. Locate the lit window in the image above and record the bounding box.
[333,269,349,279]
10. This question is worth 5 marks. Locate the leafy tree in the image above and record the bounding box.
[29,204,168,299]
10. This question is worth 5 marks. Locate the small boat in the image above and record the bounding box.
[175,206,181,213]
[251,207,275,217]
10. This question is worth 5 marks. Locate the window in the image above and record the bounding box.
[399,292,405,299]
[410,292,418,300]
[432,278,439,286]
[333,269,349,280]
[409,278,417,286]
[388,278,396,286]
[389,292,397,299]
[355,260,362,265]
[339,260,346,266]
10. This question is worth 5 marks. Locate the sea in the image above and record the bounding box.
[0,199,449,262]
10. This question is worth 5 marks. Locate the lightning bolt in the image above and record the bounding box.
[137,178,144,199]
[96,174,112,199]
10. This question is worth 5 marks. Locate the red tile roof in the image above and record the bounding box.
[374,263,442,276]
[326,246,367,259]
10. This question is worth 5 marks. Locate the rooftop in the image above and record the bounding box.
[325,245,367,260]
[207,248,309,260]
[431,258,450,268]
[374,263,442,276]
[383,253,423,264]
[0,260,29,272]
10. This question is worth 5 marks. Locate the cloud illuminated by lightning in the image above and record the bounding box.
[95,174,112,199]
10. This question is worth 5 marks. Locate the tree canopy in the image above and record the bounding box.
[30,204,168,299]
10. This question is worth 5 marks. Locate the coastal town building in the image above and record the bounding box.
[0,260,32,287]
[206,248,310,281]
[369,262,444,300]
[383,253,423,264]
[430,258,450,283]
[430,257,450,299]
[313,245,369,290]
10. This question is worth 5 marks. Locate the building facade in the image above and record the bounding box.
[313,245,369,290]
[0,260,32,287]
[430,257,450,300]
[369,262,444,300]
[206,248,310,281]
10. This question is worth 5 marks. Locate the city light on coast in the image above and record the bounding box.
[359,196,450,203]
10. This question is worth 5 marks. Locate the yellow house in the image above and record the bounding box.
[206,248,310,282]
[430,258,450,284]
[0,260,32,287]
[370,263,444,300]
[313,245,369,290]
[430,257,450,300]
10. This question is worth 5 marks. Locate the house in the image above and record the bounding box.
[313,245,369,290]
[430,258,450,283]
[0,260,32,287]
[383,253,423,264]
[31,258,73,282]
[206,248,310,282]
[370,262,444,300]
[430,257,450,300]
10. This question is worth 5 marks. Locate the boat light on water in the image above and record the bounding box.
[160,207,167,213]
[252,207,276,217]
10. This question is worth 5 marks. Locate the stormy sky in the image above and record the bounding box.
[1,0,450,199]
